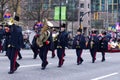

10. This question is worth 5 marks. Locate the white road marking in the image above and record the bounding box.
[20,64,41,68]
[8,63,52,69]
[91,72,119,80]
[20,63,52,68]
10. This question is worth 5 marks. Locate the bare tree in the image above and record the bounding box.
[21,0,50,22]
[8,0,21,15]
[0,0,9,21]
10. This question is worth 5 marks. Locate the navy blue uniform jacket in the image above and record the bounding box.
[73,34,86,49]
[99,36,109,51]
[57,31,68,48]
[8,24,23,50]
[88,34,99,50]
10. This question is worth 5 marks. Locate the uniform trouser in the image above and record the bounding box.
[18,50,22,58]
[101,51,105,60]
[39,45,49,67]
[0,42,2,52]
[57,48,65,66]
[90,49,97,61]
[52,50,55,57]
[31,45,39,58]
[7,47,19,71]
[76,49,83,63]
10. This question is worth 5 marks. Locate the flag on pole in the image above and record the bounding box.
[54,6,66,20]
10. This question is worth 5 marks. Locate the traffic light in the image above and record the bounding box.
[94,12,98,20]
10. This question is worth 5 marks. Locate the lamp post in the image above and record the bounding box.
[72,0,74,36]
[59,0,62,27]
[79,11,90,29]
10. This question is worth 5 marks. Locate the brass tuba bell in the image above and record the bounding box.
[36,18,51,47]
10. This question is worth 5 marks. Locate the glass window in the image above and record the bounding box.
[88,20,90,25]
[101,0,105,4]
[108,0,112,4]
[88,4,90,8]
[114,0,118,3]
[108,5,112,12]
[80,3,84,8]
[113,5,118,11]
[80,12,84,16]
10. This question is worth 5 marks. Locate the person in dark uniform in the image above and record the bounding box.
[4,25,10,55]
[99,31,109,62]
[31,22,42,59]
[73,29,86,65]
[88,30,99,63]
[15,16,23,60]
[56,23,68,67]
[31,35,39,59]
[44,24,55,58]
[5,16,23,74]
[50,28,58,58]
[0,24,5,53]
[36,21,52,70]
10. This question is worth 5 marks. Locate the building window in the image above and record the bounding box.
[88,12,90,17]
[108,5,112,12]
[108,0,112,4]
[88,4,90,8]
[113,5,118,11]
[80,12,84,16]
[114,0,118,3]
[88,20,90,25]
[80,3,84,8]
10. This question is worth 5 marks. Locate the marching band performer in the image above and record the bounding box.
[51,28,59,58]
[73,29,86,65]
[5,15,23,74]
[88,30,99,63]
[99,31,109,62]
[56,23,68,67]
[0,24,5,53]
[31,22,43,59]
[36,19,52,70]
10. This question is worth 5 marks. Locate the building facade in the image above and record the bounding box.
[78,0,91,35]
[20,0,91,35]
[91,0,120,31]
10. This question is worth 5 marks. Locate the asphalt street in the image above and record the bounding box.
[0,49,120,80]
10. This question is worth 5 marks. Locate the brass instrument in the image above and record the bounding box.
[52,32,59,42]
[90,37,94,48]
[3,12,24,26]
[36,18,50,47]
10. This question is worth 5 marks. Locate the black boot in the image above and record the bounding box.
[14,64,20,72]
[80,58,83,64]
[101,58,105,62]
[8,71,14,74]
